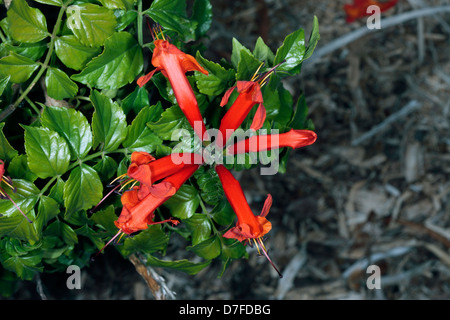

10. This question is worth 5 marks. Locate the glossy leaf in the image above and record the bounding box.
[7,0,49,43]
[304,16,320,61]
[4,41,47,61]
[121,86,150,115]
[71,32,143,90]
[0,52,39,83]
[23,126,70,179]
[144,0,197,41]
[41,106,93,160]
[66,4,117,47]
[187,235,221,260]
[8,155,37,182]
[54,35,101,71]
[121,225,169,256]
[122,105,163,153]
[63,164,103,218]
[184,214,212,246]
[192,0,212,39]
[164,184,200,220]
[90,90,127,151]
[147,105,191,141]
[274,28,306,75]
[195,52,235,96]
[45,68,79,100]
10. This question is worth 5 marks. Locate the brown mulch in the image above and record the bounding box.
[11,0,450,300]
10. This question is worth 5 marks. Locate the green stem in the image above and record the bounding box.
[137,0,143,47]
[0,28,6,43]
[5,5,66,120]
[23,95,41,116]
[39,148,128,197]
[197,194,223,240]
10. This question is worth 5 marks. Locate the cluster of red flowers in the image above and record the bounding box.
[344,0,399,23]
[3,28,317,276]
[99,29,317,276]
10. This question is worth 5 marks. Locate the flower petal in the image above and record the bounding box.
[249,103,266,131]
[137,68,161,88]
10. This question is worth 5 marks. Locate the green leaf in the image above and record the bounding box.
[35,196,60,234]
[114,9,138,32]
[33,0,63,6]
[66,4,117,47]
[63,164,103,218]
[121,225,169,256]
[90,90,127,151]
[45,68,78,100]
[164,184,199,220]
[147,105,191,141]
[41,106,93,159]
[195,51,235,96]
[0,122,18,162]
[71,32,143,90]
[187,235,221,260]
[236,49,261,81]
[4,41,47,61]
[23,126,70,179]
[6,0,49,43]
[92,156,118,181]
[121,85,150,115]
[48,177,65,205]
[98,0,135,10]
[253,36,275,65]
[54,35,101,71]
[184,213,211,246]
[0,250,42,280]
[194,166,223,205]
[289,94,309,129]
[90,205,119,235]
[191,0,212,39]
[8,155,37,182]
[0,180,39,242]
[210,197,235,226]
[231,38,252,69]
[0,75,10,97]
[122,105,163,153]
[304,16,320,61]
[0,52,39,83]
[145,254,211,275]
[144,0,197,42]
[274,28,306,75]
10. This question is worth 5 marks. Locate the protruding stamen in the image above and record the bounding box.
[257,237,283,278]
[94,230,123,259]
[251,62,265,82]
[0,186,32,223]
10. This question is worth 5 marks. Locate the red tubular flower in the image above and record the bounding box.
[137,39,209,140]
[115,164,199,235]
[0,160,31,223]
[126,151,203,197]
[218,81,266,148]
[215,164,282,277]
[227,129,317,154]
[344,0,399,23]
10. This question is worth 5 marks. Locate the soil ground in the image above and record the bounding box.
[8,0,450,300]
